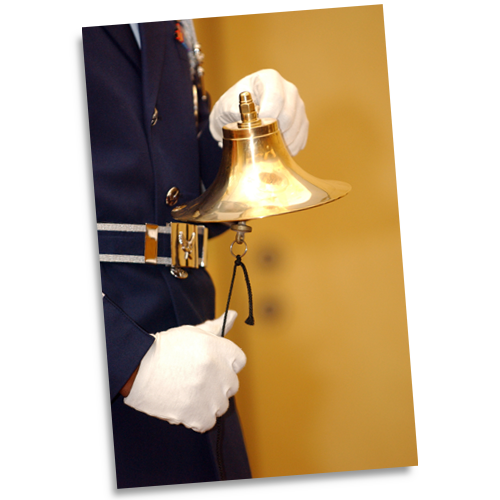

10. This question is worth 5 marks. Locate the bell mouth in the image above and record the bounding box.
[171,91,351,224]
[172,124,351,223]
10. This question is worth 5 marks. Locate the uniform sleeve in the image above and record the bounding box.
[102,294,155,401]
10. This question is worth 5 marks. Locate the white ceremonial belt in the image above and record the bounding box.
[97,222,209,274]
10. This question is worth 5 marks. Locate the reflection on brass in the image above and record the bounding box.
[144,223,159,264]
[231,221,252,244]
[170,266,189,279]
[180,231,196,261]
[170,223,200,269]
[166,186,180,206]
[151,107,158,126]
[200,225,208,268]
[238,91,262,128]
[172,92,351,224]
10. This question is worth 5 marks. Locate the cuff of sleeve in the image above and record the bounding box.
[103,295,155,400]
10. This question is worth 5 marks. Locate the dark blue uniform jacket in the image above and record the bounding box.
[82,21,251,489]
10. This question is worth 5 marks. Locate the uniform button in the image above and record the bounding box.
[151,107,159,126]
[166,187,180,206]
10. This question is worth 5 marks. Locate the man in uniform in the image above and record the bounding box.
[82,20,308,489]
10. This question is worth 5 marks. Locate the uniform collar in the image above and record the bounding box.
[102,22,174,137]
[102,24,141,73]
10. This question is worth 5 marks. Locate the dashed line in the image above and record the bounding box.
[384,16,415,409]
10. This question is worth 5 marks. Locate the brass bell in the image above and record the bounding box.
[172,91,351,330]
[172,91,351,233]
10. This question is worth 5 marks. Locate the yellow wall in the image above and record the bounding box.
[195,5,417,478]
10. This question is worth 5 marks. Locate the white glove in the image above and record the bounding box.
[209,69,309,156]
[123,311,246,433]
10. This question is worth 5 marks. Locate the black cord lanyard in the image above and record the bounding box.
[221,254,255,336]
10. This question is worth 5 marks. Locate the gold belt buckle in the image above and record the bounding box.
[170,223,207,279]
[144,224,159,264]
[143,223,207,279]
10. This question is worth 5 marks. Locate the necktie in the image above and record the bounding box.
[129,4,141,48]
